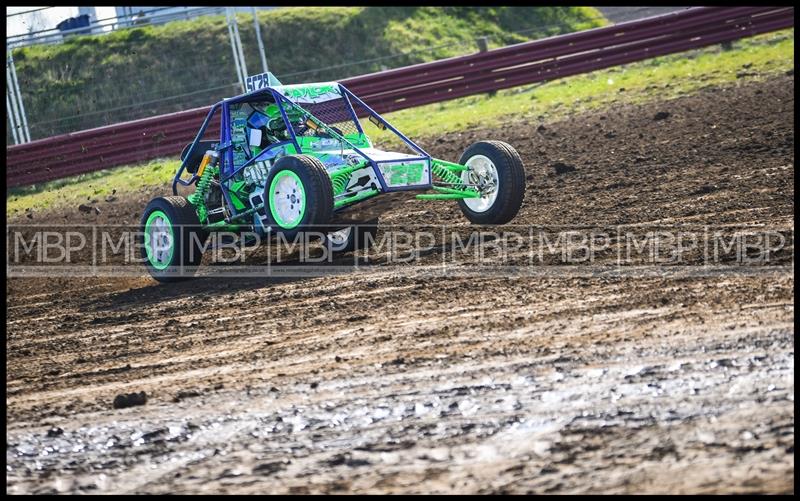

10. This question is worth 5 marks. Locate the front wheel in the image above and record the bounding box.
[139,196,207,282]
[263,154,334,240]
[457,140,525,225]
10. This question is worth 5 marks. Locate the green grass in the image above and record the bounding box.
[7,158,180,216]
[6,29,793,218]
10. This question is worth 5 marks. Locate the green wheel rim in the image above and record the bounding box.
[144,209,174,270]
[268,170,306,229]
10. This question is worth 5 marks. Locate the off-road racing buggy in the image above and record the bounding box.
[141,72,525,282]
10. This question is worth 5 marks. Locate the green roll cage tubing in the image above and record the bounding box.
[178,83,483,231]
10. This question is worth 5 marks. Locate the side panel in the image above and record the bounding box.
[375,157,431,189]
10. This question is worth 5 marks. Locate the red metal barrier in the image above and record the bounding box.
[343,6,774,96]
[6,6,794,188]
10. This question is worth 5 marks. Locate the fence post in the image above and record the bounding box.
[231,9,249,87]
[476,36,489,53]
[7,91,20,145]
[226,8,246,93]
[477,36,496,97]
[6,49,29,144]
[8,50,31,142]
[252,7,269,73]
[6,64,22,144]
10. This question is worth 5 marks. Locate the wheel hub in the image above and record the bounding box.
[462,155,499,213]
[327,227,352,246]
[145,211,174,269]
[269,171,306,229]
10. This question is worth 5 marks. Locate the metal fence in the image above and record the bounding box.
[6,6,278,49]
[6,6,794,188]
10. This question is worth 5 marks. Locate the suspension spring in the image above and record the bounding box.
[431,162,465,188]
[330,170,350,196]
[188,166,218,223]
[330,161,368,196]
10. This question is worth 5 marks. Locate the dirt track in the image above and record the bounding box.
[6,75,794,494]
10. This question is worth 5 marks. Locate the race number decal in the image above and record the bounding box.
[246,73,270,93]
[246,72,283,92]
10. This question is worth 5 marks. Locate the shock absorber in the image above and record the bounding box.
[187,152,219,223]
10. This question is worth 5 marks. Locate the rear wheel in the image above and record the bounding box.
[323,219,379,254]
[140,196,207,282]
[457,140,525,225]
[263,155,333,240]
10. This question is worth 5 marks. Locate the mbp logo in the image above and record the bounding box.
[535,229,612,264]
[708,230,788,265]
[621,229,700,265]
[361,228,437,264]
[449,230,528,266]
[10,229,88,264]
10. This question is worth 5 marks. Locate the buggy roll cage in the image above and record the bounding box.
[171,83,434,219]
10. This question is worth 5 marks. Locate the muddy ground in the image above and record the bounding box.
[6,75,794,494]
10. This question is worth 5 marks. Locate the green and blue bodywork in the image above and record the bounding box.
[173,74,479,233]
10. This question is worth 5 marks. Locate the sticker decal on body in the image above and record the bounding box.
[378,160,430,187]
[273,83,341,103]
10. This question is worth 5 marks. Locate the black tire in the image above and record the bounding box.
[139,196,208,283]
[323,219,379,254]
[263,154,334,240]
[457,140,525,225]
